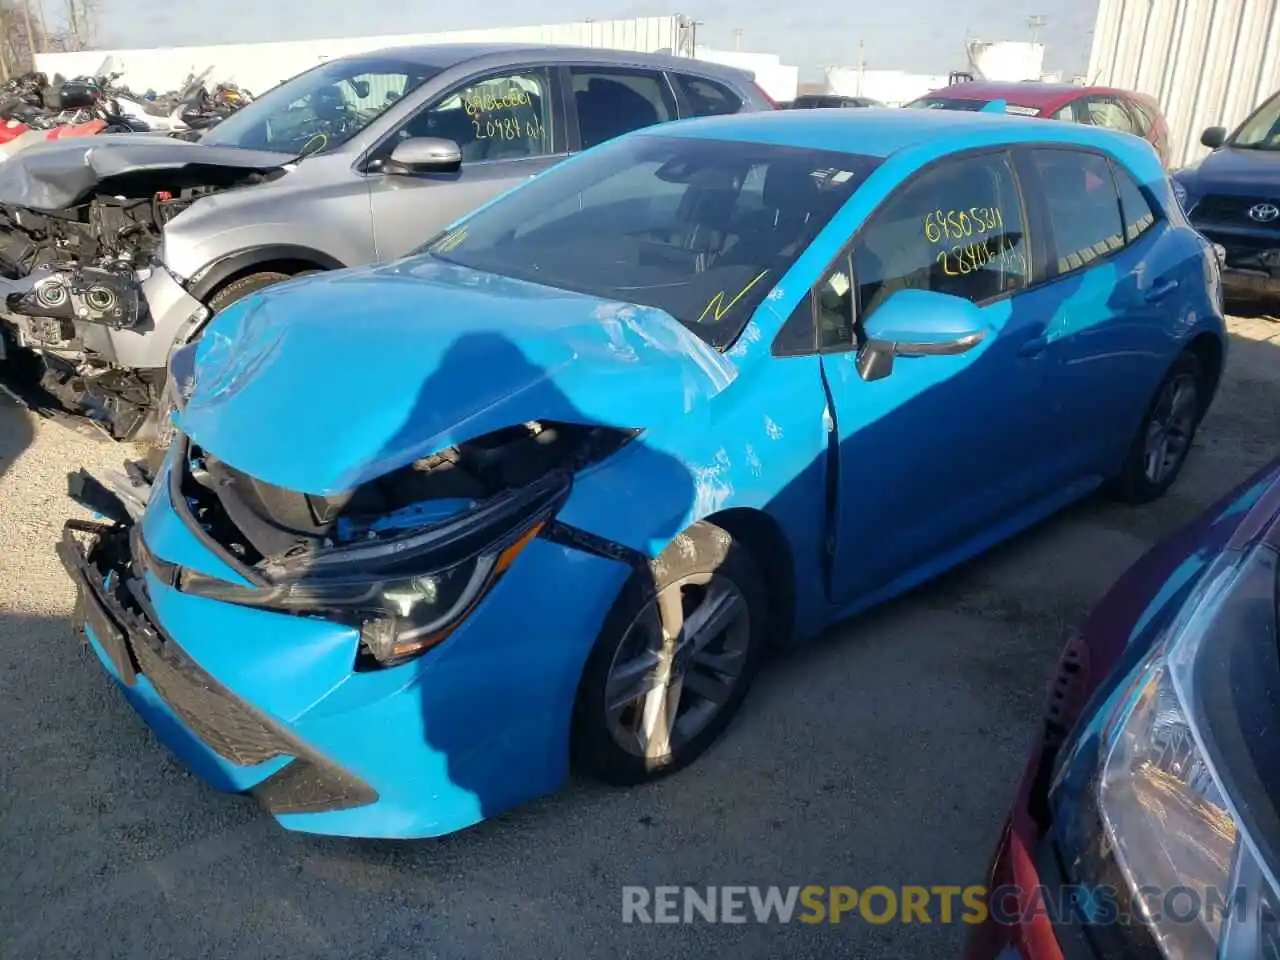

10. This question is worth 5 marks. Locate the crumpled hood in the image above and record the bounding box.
[0,135,293,209]
[178,257,738,495]
[1182,145,1280,192]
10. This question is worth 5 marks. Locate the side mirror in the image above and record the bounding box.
[383,137,462,175]
[1201,126,1227,149]
[856,289,991,382]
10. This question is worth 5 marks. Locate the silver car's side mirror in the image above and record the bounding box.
[384,137,462,175]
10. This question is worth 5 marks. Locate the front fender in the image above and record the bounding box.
[558,354,832,640]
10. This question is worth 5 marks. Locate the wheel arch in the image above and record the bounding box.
[702,507,797,647]
[188,245,346,303]
[1185,330,1225,415]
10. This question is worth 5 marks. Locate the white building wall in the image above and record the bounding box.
[34,15,692,95]
[693,47,798,101]
[1087,0,1280,169]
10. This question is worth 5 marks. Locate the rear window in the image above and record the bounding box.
[673,75,742,117]
[1030,149,1126,273]
[424,135,880,350]
[906,96,990,112]
[906,95,1040,116]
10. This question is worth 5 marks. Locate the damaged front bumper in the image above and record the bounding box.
[1196,227,1280,306]
[59,452,634,838]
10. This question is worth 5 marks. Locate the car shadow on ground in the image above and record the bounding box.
[0,384,35,481]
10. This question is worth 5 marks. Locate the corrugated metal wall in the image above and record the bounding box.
[1088,0,1280,168]
[35,15,691,98]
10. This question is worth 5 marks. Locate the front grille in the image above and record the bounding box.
[1194,193,1280,228]
[127,621,292,766]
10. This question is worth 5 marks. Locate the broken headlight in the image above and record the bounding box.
[179,472,566,669]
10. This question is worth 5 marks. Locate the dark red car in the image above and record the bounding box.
[966,456,1280,960]
[905,81,1171,168]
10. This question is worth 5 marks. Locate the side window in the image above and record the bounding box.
[849,152,1030,323]
[406,69,553,164]
[673,74,743,117]
[1030,149,1126,273]
[1123,99,1152,136]
[816,258,855,350]
[570,67,677,150]
[1111,162,1158,242]
[1050,100,1081,123]
[1083,97,1139,135]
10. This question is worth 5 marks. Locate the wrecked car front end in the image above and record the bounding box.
[0,138,291,439]
[58,260,736,838]
[61,423,645,837]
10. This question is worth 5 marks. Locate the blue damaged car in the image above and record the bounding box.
[59,108,1228,838]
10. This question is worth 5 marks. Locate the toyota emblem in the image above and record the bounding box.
[1248,202,1280,223]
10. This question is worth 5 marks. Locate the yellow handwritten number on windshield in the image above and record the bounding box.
[697,270,771,324]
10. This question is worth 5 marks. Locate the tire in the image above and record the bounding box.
[207,270,297,314]
[1109,351,1205,504]
[572,520,769,786]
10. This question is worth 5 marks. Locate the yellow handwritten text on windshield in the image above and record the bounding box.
[697,270,771,325]
[433,227,468,253]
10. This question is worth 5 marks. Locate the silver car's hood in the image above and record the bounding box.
[0,135,294,210]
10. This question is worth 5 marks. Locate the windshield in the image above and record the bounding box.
[199,56,440,156]
[421,134,880,350]
[1230,90,1280,150]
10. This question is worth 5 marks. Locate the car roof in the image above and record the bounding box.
[925,81,1132,109]
[653,107,1157,168]
[350,42,754,84]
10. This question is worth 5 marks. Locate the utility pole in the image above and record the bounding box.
[857,39,865,95]
[33,0,47,47]
[1028,14,1047,44]
[732,28,742,51]
[66,0,80,49]
[21,0,37,62]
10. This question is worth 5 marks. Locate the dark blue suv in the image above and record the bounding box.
[1173,88,1280,310]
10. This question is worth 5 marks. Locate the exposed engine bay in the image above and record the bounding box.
[0,145,288,440]
[177,420,632,566]
[69,420,638,669]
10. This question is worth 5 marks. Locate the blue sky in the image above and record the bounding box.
[76,0,1100,79]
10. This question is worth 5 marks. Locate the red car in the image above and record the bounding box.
[905,81,1171,168]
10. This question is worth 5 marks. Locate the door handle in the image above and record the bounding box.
[1017,336,1048,358]
[1144,278,1179,302]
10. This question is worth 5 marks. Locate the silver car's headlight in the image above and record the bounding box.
[1052,544,1280,959]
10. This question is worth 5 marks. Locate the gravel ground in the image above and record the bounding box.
[2,318,1279,959]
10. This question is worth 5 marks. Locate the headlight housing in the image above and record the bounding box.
[174,469,567,669]
[1050,544,1280,958]
[1170,175,1197,216]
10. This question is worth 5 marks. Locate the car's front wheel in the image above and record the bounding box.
[1110,351,1205,504]
[572,520,768,786]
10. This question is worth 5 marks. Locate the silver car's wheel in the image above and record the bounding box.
[573,520,768,785]
[603,572,752,763]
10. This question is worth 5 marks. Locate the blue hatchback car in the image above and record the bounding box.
[60,108,1228,838]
